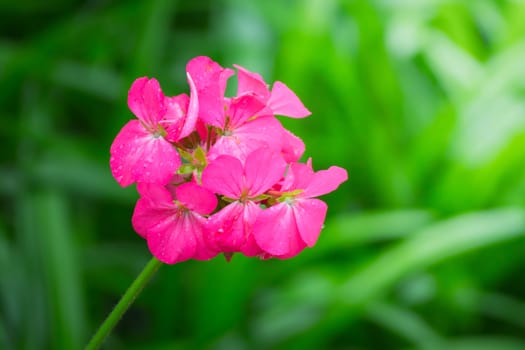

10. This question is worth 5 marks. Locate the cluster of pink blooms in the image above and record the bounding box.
[110,56,347,264]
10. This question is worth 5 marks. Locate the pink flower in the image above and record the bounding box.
[253,160,348,258]
[110,55,347,264]
[202,148,287,256]
[110,75,198,187]
[132,182,218,264]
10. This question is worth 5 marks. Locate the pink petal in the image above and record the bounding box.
[228,93,267,128]
[132,181,218,263]
[110,120,181,187]
[131,197,155,239]
[186,56,234,127]
[239,201,265,256]
[302,166,348,198]
[176,182,217,215]
[207,116,284,162]
[279,162,315,193]
[253,203,306,257]
[267,81,311,118]
[146,212,197,264]
[202,155,243,198]
[244,148,287,197]
[234,64,271,100]
[281,129,305,163]
[131,184,176,239]
[136,182,174,203]
[293,198,327,247]
[128,77,166,127]
[162,93,188,142]
[206,201,263,256]
[178,73,199,139]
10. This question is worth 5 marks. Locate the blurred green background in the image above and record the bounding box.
[2,0,525,349]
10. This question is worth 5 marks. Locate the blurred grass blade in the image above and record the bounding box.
[445,336,525,350]
[34,191,86,349]
[340,208,525,305]
[328,209,434,246]
[367,302,444,349]
[479,292,525,328]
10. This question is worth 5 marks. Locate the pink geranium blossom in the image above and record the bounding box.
[110,55,348,264]
[253,160,348,258]
[202,148,287,256]
[132,182,218,264]
[110,75,198,187]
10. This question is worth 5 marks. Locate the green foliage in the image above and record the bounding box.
[1,0,525,349]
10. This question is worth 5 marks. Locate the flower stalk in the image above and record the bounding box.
[85,256,163,350]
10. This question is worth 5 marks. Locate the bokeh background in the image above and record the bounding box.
[2,0,525,349]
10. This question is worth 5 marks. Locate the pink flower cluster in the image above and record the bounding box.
[110,56,347,264]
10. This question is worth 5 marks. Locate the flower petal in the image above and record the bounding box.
[302,166,348,198]
[136,182,174,203]
[178,72,199,139]
[162,93,188,142]
[206,201,263,256]
[208,116,284,162]
[228,93,267,128]
[202,155,244,198]
[131,184,176,239]
[244,148,286,197]
[128,77,166,127]
[146,213,197,264]
[279,162,315,193]
[253,203,306,257]
[267,81,311,118]
[293,198,327,247]
[176,182,217,215]
[186,56,234,127]
[234,64,271,100]
[110,120,181,187]
[281,128,305,163]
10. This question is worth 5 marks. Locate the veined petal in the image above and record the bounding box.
[189,214,219,260]
[146,212,196,264]
[279,162,315,193]
[202,155,243,198]
[293,198,327,247]
[234,64,271,100]
[186,56,234,127]
[132,184,177,239]
[244,148,286,197]
[128,77,166,127]
[228,94,266,128]
[178,73,199,139]
[136,182,173,203]
[162,93,188,142]
[208,116,283,162]
[131,197,157,239]
[253,203,306,257]
[110,120,181,187]
[176,182,217,215]
[268,81,311,118]
[302,166,348,198]
[281,128,305,163]
[206,201,263,256]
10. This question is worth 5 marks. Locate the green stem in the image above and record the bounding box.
[85,256,163,350]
